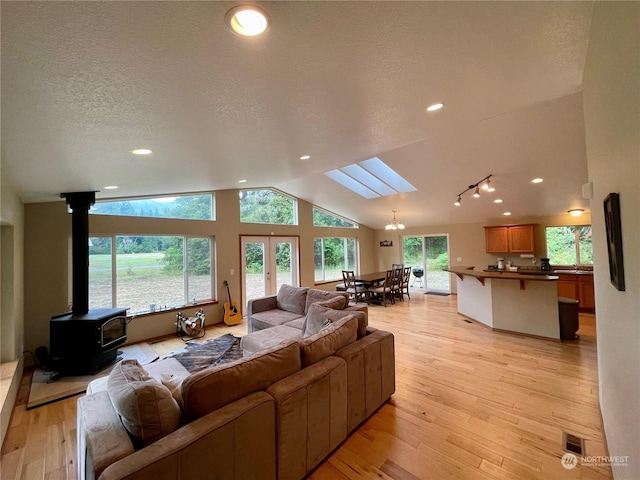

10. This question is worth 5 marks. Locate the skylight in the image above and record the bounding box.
[325,157,417,198]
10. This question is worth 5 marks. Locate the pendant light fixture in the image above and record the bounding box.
[385,210,405,230]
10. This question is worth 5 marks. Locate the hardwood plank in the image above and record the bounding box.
[2,293,612,480]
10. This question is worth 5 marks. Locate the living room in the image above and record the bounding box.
[1,2,638,480]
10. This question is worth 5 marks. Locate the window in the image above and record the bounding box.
[314,237,357,282]
[239,189,297,225]
[89,235,214,315]
[90,193,214,220]
[545,226,593,266]
[312,207,358,228]
[324,157,417,198]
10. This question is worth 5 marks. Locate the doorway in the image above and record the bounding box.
[402,234,451,293]
[240,236,300,313]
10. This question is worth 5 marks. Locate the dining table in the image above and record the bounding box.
[353,271,388,287]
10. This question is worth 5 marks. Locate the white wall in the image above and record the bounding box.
[583,3,640,478]
[0,168,25,446]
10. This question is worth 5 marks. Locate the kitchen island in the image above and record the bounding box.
[445,266,561,340]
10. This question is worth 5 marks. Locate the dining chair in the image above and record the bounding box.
[342,270,367,303]
[367,270,395,307]
[401,266,411,300]
[391,266,404,301]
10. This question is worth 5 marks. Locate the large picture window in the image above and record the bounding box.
[312,207,358,228]
[314,237,357,282]
[545,226,593,266]
[89,235,214,314]
[239,189,297,225]
[90,193,214,220]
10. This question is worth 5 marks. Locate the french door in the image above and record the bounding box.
[240,236,299,314]
[402,234,451,293]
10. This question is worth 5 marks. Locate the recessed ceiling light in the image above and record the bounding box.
[238,179,247,183]
[486,187,496,192]
[426,103,444,112]
[131,148,152,155]
[494,199,503,203]
[103,185,119,190]
[531,178,544,184]
[503,211,512,216]
[299,155,311,160]
[226,5,269,36]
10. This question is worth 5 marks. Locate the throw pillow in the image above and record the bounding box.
[276,284,309,315]
[304,303,335,337]
[299,316,358,367]
[160,372,190,410]
[107,359,181,448]
[303,302,367,339]
[304,289,348,313]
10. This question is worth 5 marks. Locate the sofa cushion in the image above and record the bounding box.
[251,309,304,331]
[106,360,181,448]
[276,284,309,315]
[181,340,302,423]
[302,303,368,339]
[240,325,303,355]
[304,289,348,313]
[299,316,358,368]
[283,317,306,330]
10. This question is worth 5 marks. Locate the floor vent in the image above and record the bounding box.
[563,431,585,455]
[462,319,472,324]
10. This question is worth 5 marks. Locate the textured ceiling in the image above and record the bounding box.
[1,1,594,229]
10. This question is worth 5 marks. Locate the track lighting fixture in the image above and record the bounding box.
[453,174,494,206]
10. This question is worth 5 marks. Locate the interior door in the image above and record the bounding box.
[241,236,299,313]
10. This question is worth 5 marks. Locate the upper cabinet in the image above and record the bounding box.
[484,224,536,253]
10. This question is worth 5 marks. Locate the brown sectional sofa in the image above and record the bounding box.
[77,287,395,480]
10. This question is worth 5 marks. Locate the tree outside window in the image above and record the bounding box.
[545,226,593,265]
[314,237,357,282]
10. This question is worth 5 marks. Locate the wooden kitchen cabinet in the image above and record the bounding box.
[509,224,535,253]
[578,275,595,311]
[484,224,535,254]
[557,274,579,299]
[484,226,509,253]
[556,273,595,312]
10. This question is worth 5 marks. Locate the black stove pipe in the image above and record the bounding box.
[61,191,96,315]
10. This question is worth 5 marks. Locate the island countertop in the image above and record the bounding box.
[445,266,561,339]
[445,266,559,283]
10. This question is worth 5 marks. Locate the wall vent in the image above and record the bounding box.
[562,431,585,455]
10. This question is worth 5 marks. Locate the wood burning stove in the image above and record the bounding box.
[49,192,128,375]
[50,308,127,374]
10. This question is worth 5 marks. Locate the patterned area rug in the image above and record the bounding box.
[164,333,243,373]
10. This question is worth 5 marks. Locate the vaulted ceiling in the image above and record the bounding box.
[1,1,594,229]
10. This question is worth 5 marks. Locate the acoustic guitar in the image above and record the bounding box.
[223,280,241,325]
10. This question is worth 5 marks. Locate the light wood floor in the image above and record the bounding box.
[1,292,610,480]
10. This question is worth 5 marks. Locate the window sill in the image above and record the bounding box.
[127,300,218,318]
[314,280,342,287]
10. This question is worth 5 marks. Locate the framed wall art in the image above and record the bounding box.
[603,192,625,291]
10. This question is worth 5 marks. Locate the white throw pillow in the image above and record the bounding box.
[107,359,181,448]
